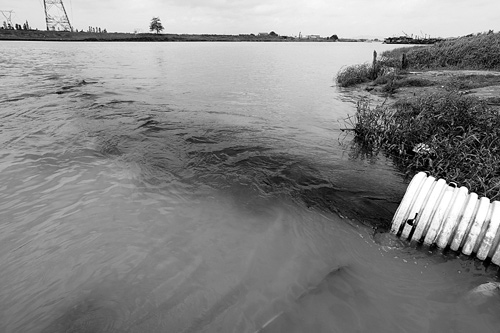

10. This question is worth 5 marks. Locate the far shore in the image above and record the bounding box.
[0,29,369,42]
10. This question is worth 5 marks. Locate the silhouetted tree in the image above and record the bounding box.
[269,31,278,37]
[330,34,339,41]
[150,17,164,34]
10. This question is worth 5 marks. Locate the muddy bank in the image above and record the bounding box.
[364,69,500,109]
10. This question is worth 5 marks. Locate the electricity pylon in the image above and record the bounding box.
[43,0,72,31]
[0,10,14,28]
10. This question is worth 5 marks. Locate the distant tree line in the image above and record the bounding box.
[84,26,107,33]
[1,20,31,30]
[0,20,108,33]
[73,26,108,33]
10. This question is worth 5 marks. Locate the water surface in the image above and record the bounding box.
[0,41,498,332]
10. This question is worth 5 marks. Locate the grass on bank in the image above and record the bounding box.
[381,31,500,71]
[336,31,500,89]
[346,92,500,200]
[338,31,500,200]
[335,64,375,87]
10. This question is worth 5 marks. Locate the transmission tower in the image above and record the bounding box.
[0,10,14,28]
[43,0,72,31]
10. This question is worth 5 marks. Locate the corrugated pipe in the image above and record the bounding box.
[391,172,500,265]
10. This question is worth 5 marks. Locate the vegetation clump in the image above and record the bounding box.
[348,92,500,200]
[336,63,375,87]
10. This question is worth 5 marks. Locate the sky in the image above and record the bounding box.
[1,0,499,38]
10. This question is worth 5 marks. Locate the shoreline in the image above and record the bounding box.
[0,29,357,42]
[339,66,500,201]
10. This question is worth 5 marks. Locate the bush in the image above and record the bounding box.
[336,63,375,87]
[349,92,500,200]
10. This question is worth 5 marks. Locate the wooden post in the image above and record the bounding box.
[402,53,408,69]
[372,50,378,79]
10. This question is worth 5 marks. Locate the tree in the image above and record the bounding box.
[330,34,339,41]
[269,31,278,37]
[150,17,164,34]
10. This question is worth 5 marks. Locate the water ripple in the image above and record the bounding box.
[1,41,496,333]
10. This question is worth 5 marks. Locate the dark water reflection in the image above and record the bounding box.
[1,41,499,333]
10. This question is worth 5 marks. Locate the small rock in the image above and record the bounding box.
[465,282,500,305]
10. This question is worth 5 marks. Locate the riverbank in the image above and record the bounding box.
[358,70,500,200]
[336,32,500,200]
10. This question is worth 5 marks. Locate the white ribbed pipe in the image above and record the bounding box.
[391,172,500,265]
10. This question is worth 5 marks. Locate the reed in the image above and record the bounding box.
[349,92,500,200]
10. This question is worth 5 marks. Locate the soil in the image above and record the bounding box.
[365,70,500,110]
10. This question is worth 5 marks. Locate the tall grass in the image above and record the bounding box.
[336,64,375,87]
[349,92,500,200]
[381,31,500,70]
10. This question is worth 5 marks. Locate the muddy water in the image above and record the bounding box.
[0,41,498,333]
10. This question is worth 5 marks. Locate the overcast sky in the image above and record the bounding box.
[1,0,498,38]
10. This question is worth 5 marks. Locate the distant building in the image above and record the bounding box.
[258,32,269,36]
[307,34,321,39]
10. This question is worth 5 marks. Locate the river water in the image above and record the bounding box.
[1,41,499,332]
